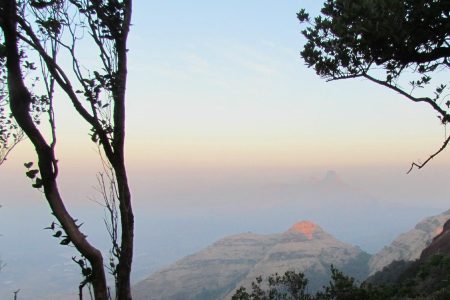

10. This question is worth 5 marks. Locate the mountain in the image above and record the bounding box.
[420,217,450,260]
[365,212,450,298]
[132,221,370,300]
[368,209,450,275]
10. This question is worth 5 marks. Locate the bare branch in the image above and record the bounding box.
[407,134,450,174]
[0,130,24,166]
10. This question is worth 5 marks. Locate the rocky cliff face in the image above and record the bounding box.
[133,210,450,300]
[420,217,450,261]
[368,209,450,275]
[132,221,370,300]
[224,221,370,298]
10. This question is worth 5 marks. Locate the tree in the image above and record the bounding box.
[315,267,370,300]
[0,206,4,273]
[0,0,133,299]
[231,267,380,300]
[298,0,450,172]
[231,270,312,300]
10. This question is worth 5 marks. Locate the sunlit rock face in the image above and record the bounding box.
[420,218,450,261]
[435,226,444,236]
[369,209,450,275]
[289,221,317,240]
[133,221,370,300]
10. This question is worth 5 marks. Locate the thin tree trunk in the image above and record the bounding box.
[111,2,134,297]
[115,164,134,300]
[1,1,108,299]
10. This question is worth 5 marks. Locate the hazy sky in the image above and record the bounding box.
[2,0,450,215]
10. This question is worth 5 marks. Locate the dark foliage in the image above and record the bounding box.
[232,255,450,299]
[365,260,414,285]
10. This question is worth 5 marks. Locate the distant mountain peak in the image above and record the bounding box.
[309,170,347,189]
[322,170,342,184]
[288,221,318,240]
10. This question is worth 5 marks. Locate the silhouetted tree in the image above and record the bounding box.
[298,0,450,172]
[231,265,450,299]
[0,205,3,272]
[231,267,371,300]
[232,270,311,300]
[0,0,133,299]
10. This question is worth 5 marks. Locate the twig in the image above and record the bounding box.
[13,289,20,300]
[407,134,450,174]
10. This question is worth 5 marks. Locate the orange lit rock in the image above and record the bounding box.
[290,221,316,240]
[436,226,444,236]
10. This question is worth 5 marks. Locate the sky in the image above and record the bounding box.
[1,0,450,227]
[1,1,450,297]
[125,0,449,172]
[3,0,449,201]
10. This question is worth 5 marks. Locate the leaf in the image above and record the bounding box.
[24,162,33,168]
[30,0,53,9]
[82,267,92,276]
[53,230,62,238]
[32,177,43,189]
[60,238,71,245]
[44,222,55,230]
[91,132,98,143]
[93,71,101,80]
[26,169,39,179]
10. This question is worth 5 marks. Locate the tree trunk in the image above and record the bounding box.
[115,164,134,300]
[1,1,108,299]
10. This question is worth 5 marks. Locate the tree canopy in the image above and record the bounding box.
[298,0,450,171]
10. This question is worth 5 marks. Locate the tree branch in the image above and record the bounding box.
[0,131,23,166]
[17,16,116,162]
[362,73,450,123]
[407,134,450,174]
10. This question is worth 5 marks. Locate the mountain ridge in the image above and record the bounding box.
[132,220,370,300]
[368,209,450,275]
[133,209,450,300]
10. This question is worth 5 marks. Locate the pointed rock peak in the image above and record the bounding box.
[289,221,318,240]
[321,170,342,184]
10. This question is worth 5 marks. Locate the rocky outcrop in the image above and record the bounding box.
[133,231,275,300]
[420,218,450,260]
[368,209,450,275]
[132,221,370,300]
[224,221,370,298]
